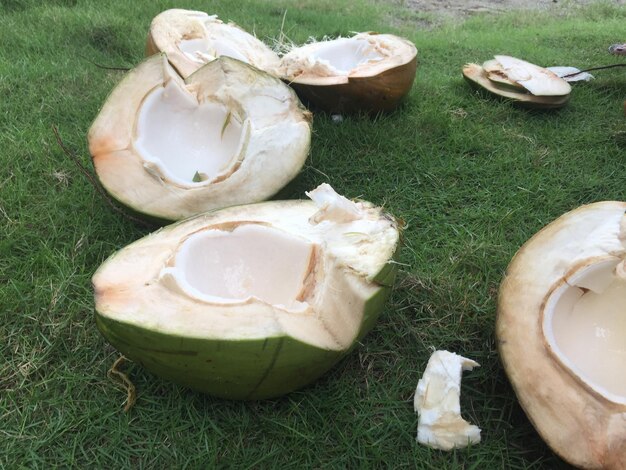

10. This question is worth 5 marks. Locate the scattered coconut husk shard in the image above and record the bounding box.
[145,9,418,114]
[414,350,481,451]
[463,55,571,109]
[88,53,311,222]
[498,201,626,469]
[93,184,401,400]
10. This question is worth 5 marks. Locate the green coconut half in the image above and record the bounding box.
[462,63,570,109]
[88,54,311,222]
[93,184,400,400]
[498,202,626,469]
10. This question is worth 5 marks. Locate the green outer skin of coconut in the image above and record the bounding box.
[95,269,394,400]
[462,63,570,109]
[93,198,401,400]
[287,55,418,114]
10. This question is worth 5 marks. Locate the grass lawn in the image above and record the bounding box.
[2,0,625,467]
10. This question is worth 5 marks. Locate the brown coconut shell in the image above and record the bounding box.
[463,63,570,109]
[286,55,417,114]
[281,33,418,114]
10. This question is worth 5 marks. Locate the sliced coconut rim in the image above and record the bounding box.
[463,63,570,108]
[497,201,626,468]
[281,32,417,85]
[88,54,311,221]
[93,184,399,350]
[133,72,248,187]
[543,256,626,405]
[493,55,571,97]
[146,9,281,78]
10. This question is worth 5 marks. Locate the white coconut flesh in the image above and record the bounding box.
[543,257,626,404]
[493,55,571,97]
[147,10,280,78]
[178,35,249,65]
[88,54,311,221]
[134,79,245,185]
[160,224,314,312]
[93,184,399,349]
[414,350,481,450]
[281,33,417,84]
[482,59,525,90]
[298,37,385,75]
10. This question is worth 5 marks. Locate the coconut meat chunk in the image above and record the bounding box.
[134,79,245,186]
[494,55,571,96]
[414,350,481,450]
[305,184,397,280]
[543,257,626,404]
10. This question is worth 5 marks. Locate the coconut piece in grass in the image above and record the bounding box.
[93,184,400,400]
[414,350,481,450]
[482,59,526,91]
[280,32,418,113]
[498,201,626,469]
[462,63,570,109]
[146,9,281,78]
[493,55,571,96]
[88,54,311,222]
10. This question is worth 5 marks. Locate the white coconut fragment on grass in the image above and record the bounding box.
[414,350,481,451]
[546,66,595,82]
[463,55,571,109]
[493,55,571,96]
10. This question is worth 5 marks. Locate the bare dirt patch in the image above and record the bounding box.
[396,0,624,19]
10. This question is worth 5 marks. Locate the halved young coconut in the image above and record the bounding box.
[145,9,281,79]
[93,184,400,400]
[88,54,311,222]
[463,55,571,109]
[280,33,418,113]
[498,201,626,469]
